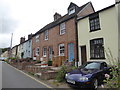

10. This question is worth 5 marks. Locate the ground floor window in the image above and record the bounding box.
[90,38,105,59]
[43,47,47,57]
[36,47,39,56]
[59,44,65,56]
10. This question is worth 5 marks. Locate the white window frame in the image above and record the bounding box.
[59,44,65,56]
[44,30,48,40]
[43,47,47,57]
[60,23,66,35]
[35,35,39,42]
[68,7,75,15]
[36,47,40,56]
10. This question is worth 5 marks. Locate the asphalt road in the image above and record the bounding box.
[0,61,2,90]
[2,62,52,89]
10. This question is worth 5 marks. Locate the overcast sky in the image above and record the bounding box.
[0,0,115,48]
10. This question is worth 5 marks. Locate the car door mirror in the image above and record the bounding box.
[102,67,107,70]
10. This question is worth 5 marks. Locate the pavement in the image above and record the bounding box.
[2,61,52,89]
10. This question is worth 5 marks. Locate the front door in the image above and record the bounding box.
[81,46,87,65]
[68,43,74,62]
[49,47,53,61]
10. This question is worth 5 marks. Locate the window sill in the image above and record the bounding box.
[43,55,47,57]
[60,33,65,36]
[45,39,48,41]
[59,55,65,57]
[89,28,101,32]
[90,57,106,60]
[36,55,39,57]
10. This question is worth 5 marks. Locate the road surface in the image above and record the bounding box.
[0,61,2,90]
[2,61,52,89]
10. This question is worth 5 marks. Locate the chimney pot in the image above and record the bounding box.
[28,33,32,39]
[20,37,25,44]
[54,12,61,21]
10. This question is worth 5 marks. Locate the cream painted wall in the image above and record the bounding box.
[78,6,118,65]
[117,3,120,61]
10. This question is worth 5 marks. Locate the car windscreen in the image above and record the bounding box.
[84,62,100,70]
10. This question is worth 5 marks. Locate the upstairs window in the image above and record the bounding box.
[68,7,75,15]
[90,38,105,59]
[89,13,100,32]
[35,35,39,42]
[28,51,30,57]
[59,44,65,56]
[44,30,48,40]
[43,47,47,57]
[60,23,66,35]
[36,47,40,56]
[28,41,31,47]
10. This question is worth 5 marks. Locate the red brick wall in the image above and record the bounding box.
[32,34,41,60]
[32,18,77,62]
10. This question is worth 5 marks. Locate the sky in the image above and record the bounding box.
[0,0,115,48]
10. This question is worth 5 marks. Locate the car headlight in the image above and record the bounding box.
[79,77,88,81]
[65,73,70,78]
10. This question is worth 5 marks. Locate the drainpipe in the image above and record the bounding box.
[75,16,79,67]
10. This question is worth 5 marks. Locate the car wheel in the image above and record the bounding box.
[93,79,98,89]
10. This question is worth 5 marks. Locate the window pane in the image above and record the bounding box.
[89,13,100,31]
[36,35,39,42]
[60,23,66,35]
[90,38,105,59]
[59,44,65,56]
[45,30,48,40]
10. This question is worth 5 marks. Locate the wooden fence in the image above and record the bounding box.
[52,56,66,67]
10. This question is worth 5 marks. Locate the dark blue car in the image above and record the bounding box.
[65,61,111,88]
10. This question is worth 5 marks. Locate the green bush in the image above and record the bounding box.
[104,65,120,88]
[4,59,9,64]
[104,48,120,88]
[48,61,52,66]
[55,65,77,82]
[28,72,34,76]
[36,60,41,63]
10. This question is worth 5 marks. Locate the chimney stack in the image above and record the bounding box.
[54,12,61,21]
[28,33,32,39]
[20,37,25,44]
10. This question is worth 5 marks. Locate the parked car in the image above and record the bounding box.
[65,61,111,88]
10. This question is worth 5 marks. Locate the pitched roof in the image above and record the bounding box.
[33,2,91,37]
[67,2,79,10]
[77,3,116,21]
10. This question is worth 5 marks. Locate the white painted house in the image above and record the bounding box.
[23,39,32,59]
[77,2,120,65]
[16,35,32,59]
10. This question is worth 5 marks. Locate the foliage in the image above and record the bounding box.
[48,60,52,66]
[4,59,10,64]
[1,48,9,53]
[36,60,41,63]
[104,48,120,88]
[9,57,17,60]
[28,72,34,76]
[55,65,77,82]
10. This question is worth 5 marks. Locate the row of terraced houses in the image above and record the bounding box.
[1,0,120,66]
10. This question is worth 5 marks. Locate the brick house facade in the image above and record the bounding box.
[32,2,95,66]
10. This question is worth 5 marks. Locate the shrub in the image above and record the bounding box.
[28,72,34,76]
[36,60,41,63]
[48,60,52,66]
[104,65,120,88]
[4,59,9,64]
[55,65,77,82]
[103,48,120,88]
